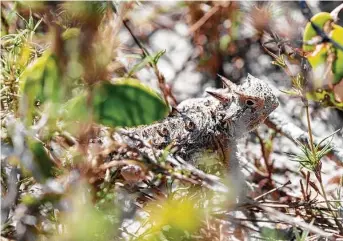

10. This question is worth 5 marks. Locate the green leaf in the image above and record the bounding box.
[127,56,152,77]
[19,51,61,123]
[280,89,300,96]
[303,12,333,51]
[127,50,166,77]
[92,79,169,127]
[63,79,169,128]
[317,129,340,147]
[62,27,80,40]
[26,139,54,182]
[153,49,166,65]
[330,24,343,84]
[42,54,60,102]
[63,91,90,121]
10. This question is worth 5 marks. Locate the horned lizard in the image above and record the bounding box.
[118,74,279,194]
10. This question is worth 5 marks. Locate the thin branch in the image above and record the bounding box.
[188,4,220,33]
[254,180,291,201]
[258,204,333,238]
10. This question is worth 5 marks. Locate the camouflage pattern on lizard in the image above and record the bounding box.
[117,74,279,195]
[116,75,279,197]
[122,74,278,163]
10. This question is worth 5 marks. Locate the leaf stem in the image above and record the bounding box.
[304,100,315,153]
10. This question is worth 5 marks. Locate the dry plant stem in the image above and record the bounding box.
[263,46,294,78]
[118,130,228,193]
[257,205,332,238]
[255,131,272,179]
[122,18,176,106]
[188,4,220,33]
[304,101,315,153]
[254,180,291,201]
[318,172,343,233]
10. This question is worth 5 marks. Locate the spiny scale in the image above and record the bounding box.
[123,74,279,165]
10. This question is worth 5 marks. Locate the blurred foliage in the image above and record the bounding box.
[302,11,343,109]
[51,183,119,241]
[1,1,170,240]
[186,2,241,79]
[92,79,169,127]
[1,1,343,241]
[140,195,204,240]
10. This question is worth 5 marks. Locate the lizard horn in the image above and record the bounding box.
[168,106,181,117]
[217,74,237,90]
[206,90,230,103]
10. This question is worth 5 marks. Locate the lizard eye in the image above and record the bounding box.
[185,120,196,131]
[245,99,256,107]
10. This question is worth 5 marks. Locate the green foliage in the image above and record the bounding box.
[330,24,343,83]
[1,11,43,113]
[302,11,343,109]
[62,91,90,122]
[288,130,338,172]
[27,139,54,182]
[63,79,169,128]
[294,223,311,241]
[19,51,62,124]
[52,184,118,241]
[20,51,61,102]
[303,12,332,52]
[127,49,166,77]
[92,79,169,127]
[137,195,204,240]
[261,227,291,240]
[2,2,343,240]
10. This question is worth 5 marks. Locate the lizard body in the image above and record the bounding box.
[116,74,279,196]
[122,74,279,167]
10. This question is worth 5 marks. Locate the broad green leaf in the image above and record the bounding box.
[61,92,92,136]
[306,45,328,70]
[42,54,60,102]
[19,51,61,123]
[93,79,169,127]
[302,12,343,109]
[330,24,343,84]
[303,12,332,52]
[20,51,50,99]
[62,79,169,128]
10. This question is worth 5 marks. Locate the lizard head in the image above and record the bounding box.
[216,74,279,137]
